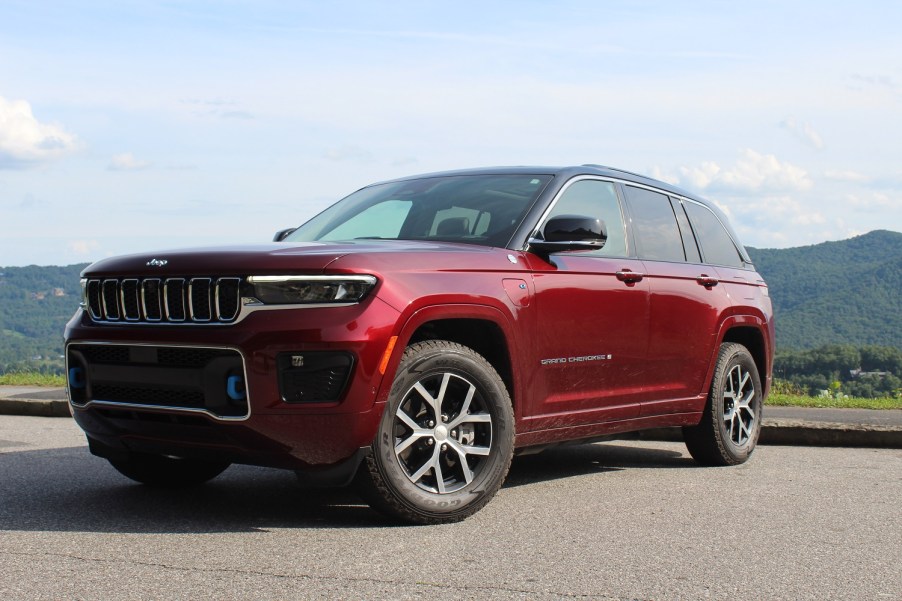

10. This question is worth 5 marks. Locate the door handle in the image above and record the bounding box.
[697,274,719,288]
[616,270,645,283]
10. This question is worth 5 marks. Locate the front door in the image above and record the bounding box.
[522,178,650,429]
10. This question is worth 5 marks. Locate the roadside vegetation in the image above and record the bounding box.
[0,371,66,387]
[774,345,902,400]
[767,391,902,410]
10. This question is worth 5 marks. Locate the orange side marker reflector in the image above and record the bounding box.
[379,336,398,375]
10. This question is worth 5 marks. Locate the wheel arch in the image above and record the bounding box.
[717,319,772,397]
[379,305,518,411]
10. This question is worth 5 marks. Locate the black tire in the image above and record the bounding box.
[683,342,763,466]
[357,340,515,524]
[107,453,230,487]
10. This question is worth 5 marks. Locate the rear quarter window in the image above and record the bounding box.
[683,201,745,268]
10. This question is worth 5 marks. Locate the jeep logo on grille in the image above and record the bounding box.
[146,258,168,267]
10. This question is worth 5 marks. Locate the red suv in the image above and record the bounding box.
[65,165,773,523]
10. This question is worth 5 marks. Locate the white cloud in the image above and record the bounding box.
[70,240,100,255]
[677,161,721,190]
[0,96,78,168]
[663,149,813,195]
[718,150,813,192]
[846,192,900,211]
[733,195,826,226]
[824,169,871,183]
[780,118,825,150]
[108,152,151,171]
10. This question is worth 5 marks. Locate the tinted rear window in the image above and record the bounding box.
[684,201,745,267]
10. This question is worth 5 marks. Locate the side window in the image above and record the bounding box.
[683,201,745,267]
[671,198,701,263]
[545,179,627,257]
[623,185,685,262]
[321,199,412,241]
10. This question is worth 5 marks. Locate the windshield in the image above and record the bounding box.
[284,174,553,248]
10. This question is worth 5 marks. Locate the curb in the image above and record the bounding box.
[0,397,72,418]
[3,389,902,449]
[640,421,902,449]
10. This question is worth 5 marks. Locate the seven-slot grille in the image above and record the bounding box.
[85,277,242,324]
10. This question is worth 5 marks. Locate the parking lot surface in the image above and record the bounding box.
[1,415,900,600]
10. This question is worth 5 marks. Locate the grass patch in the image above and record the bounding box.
[768,393,902,410]
[0,372,66,387]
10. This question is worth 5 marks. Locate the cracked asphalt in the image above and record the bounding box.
[2,415,901,600]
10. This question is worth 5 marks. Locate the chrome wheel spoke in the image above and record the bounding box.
[396,407,422,432]
[447,383,477,428]
[409,447,440,483]
[394,406,432,455]
[458,412,492,425]
[395,430,429,455]
[434,457,447,493]
[447,440,474,484]
[413,380,442,418]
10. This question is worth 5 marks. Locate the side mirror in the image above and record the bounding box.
[527,215,607,255]
[273,227,297,242]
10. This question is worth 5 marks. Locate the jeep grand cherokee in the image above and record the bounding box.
[65,165,774,523]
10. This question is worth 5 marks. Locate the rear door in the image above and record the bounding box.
[620,184,732,415]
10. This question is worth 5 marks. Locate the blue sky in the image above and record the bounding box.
[1,1,900,266]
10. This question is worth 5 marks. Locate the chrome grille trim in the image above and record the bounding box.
[215,277,241,321]
[189,278,212,322]
[120,279,141,321]
[102,280,120,321]
[164,278,186,322]
[141,279,163,322]
[85,277,243,325]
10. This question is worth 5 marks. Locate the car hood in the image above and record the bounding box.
[81,240,499,277]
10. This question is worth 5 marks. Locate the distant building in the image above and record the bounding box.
[53,288,66,297]
[849,368,890,378]
[30,292,46,300]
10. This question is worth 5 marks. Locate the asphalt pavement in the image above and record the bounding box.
[3,417,901,600]
[1,385,901,447]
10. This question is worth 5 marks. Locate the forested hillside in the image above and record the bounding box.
[0,264,87,373]
[0,230,900,377]
[747,230,902,350]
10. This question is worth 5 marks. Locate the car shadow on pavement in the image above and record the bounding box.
[505,441,693,488]
[0,446,390,533]
[1,441,691,533]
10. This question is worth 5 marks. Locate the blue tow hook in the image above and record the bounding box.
[226,375,246,401]
[68,367,86,389]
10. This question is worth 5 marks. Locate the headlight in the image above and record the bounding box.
[247,275,377,305]
[79,278,87,308]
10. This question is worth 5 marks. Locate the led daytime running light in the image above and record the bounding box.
[247,275,377,305]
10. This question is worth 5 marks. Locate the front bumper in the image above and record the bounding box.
[64,297,400,469]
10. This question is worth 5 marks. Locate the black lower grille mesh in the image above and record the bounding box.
[92,384,205,408]
[68,344,248,418]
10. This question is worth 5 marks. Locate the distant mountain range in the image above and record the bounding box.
[746,229,902,350]
[1,230,900,373]
[0,263,88,373]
